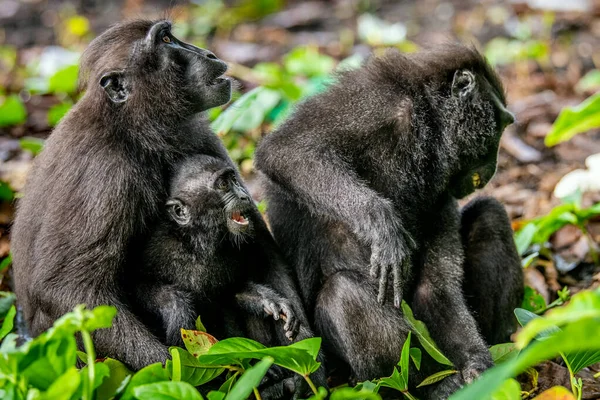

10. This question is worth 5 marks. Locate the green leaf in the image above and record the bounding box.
[19,137,45,156]
[401,300,452,366]
[181,329,218,358]
[514,223,536,256]
[416,369,458,387]
[134,381,204,400]
[48,102,72,127]
[41,367,81,400]
[207,391,226,400]
[121,363,170,400]
[564,349,600,375]
[95,358,132,400]
[520,252,539,268]
[283,47,335,77]
[409,348,421,370]
[0,94,27,127]
[329,386,382,400]
[0,306,16,340]
[224,357,273,400]
[198,337,321,377]
[195,316,207,333]
[0,254,11,272]
[489,378,521,400]
[516,290,600,348]
[449,307,600,399]
[576,69,600,93]
[48,65,79,94]
[520,287,546,313]
[489,343,519,364]
[0,291,16,316]
[167,347,224,386]
[378,367,407,392]
[0,182,14,202]
[399,332,411,390]
[546,92,600,146]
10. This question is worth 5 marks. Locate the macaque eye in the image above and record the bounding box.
[162,35,171,44]
[217,179,228,191]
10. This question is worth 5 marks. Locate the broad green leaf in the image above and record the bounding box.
[416,370,458,387]
[489,378,521,400]
[19,137,45,155]
[564,349,600,375]
[0,292,16,316]
[409,348,421,370]
[514,308,560,342]
[195,316,207,333]
[167,347,224,386]
[0,182,14,202]
[0,255,11,272]
[207,391,226,400]
[532,386,576,399]
[378,367,406,392]
[231,88,281,132]
[449,317,600,400]
[399,332,411,390]
[48,102,72,127]
[521,287,546,313]
[329,387,382,400]
[0,94,27,127]
[181,329,218,357]
[287,337,321,360]
[283,47,335,77]
[95,358,132,400]
[198,337,321,377]
[546,92,600,146]
[134,381,204,400]
[516,290,600,348]
[489,343,519,364]
[576,69,600,93]
[0,306,17,341]
[401,300,452,366]
[48,65,79,94]
[521,252,538,268]
[514,223,537,256]
[41,367,81,400]
[224,357,273,400]
[121,363,169,400]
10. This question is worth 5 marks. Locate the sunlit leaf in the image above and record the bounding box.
[224,357,273,400]
[41,367,81,400]
[532,386,576,400]
[576,69,600,93]
[20,137,45,155]
[195,316,207,333]
[181,328,218,357]
[0,94,27,127]
[284,47,335,77]
[168,346,224,386]
[48,102,72,127]
[521,287,546,313]
[514,223,536,256]
[416,369,458,388]
[134,381,204,400]
[0,305,16,340]
[48,65,79,94]
[329,386,382,400]
[546,92,600,147]
[67,16,90,37]
[489,378,521,400]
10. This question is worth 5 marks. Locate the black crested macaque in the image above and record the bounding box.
[135,155,325,399]
[255,44,523,397]
[10,20,319,391]
[135,155,300,345]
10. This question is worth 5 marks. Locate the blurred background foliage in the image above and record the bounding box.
[1,0,600,397]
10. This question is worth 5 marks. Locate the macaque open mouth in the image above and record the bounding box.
[231,211,249,227]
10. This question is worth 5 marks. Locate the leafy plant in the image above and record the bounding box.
[0,94,27,127]
[545,92,600,147]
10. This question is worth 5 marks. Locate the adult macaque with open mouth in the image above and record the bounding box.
[11,19,321,397]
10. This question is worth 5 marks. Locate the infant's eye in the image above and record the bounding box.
[162,35,171,43]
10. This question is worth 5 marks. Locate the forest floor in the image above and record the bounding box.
[1,0,600,397]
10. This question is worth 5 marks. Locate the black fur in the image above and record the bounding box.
[134,155,325,398]
[12,19,246,371]
[255,44,523,397]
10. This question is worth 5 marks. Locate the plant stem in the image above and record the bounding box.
[253,387,262,400]
[304,375,318,395]
[81,330,95,400]
[561,352,579,399]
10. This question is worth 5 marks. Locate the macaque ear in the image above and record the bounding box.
[99,71,130,103]
[166,199,191,225]
[451,69,476,98]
